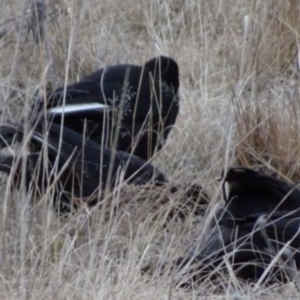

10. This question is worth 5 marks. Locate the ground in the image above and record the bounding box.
[0,0,300,299]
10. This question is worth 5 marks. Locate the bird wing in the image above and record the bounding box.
[222,167,300,218]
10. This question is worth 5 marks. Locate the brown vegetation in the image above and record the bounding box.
[1,0,300,298]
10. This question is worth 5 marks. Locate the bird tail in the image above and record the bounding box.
[0,155,15,174]
[0,121,72,158]
[0,123,24,149]
[0,121,85,177]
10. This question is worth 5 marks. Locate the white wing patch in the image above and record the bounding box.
[49,103,110,115]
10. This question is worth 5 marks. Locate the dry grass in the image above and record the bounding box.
[1,0,300,299]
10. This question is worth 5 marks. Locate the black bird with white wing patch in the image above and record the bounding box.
[29,56,180,161]
[173,167,300,286]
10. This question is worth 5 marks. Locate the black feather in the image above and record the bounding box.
[27,56,180,160]
[174,167,300,286]
[0,121,168,213]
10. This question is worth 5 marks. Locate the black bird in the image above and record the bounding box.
[172,167,300,286]
[177,210,300,285]
[0,121,168,213]
[25,56,180,161]
[220,167,300,219]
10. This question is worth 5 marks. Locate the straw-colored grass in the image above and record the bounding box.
[1,0,300,299]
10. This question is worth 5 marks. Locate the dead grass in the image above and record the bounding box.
[1,0,300,299]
